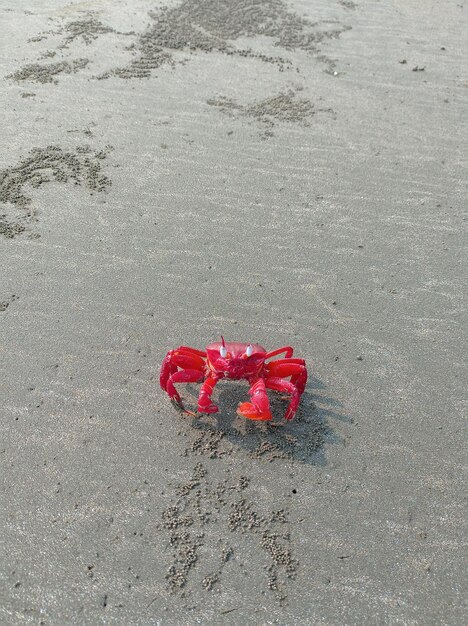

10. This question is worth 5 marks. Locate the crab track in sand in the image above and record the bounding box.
[0,145,112,238]
[161,463,297,604]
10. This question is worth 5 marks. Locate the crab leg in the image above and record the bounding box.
[160,349,205,391]
[265,346,294,360]
[164,369,205,414]
[237,378,272,421]
[177,346,207,357]
[197,375,220,414]
[160,349,206,415]
[266,360,308,394]
[265,376,301,421]
[267,358,305,365]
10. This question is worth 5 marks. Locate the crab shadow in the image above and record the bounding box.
[182,375,351,466]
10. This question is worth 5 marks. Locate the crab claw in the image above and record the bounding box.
[237,402,272,421]
[198,402,219,415]
[197,377,220,414]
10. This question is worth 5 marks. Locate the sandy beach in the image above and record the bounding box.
[1,1,467,623]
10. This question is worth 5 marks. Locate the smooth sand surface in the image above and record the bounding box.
[1,1,467,624]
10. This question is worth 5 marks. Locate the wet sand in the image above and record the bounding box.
[1,0,467,624]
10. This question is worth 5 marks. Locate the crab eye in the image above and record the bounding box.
[220,345,227,358]
[246,344,253,357]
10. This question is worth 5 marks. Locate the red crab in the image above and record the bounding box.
[160,338,307,421]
